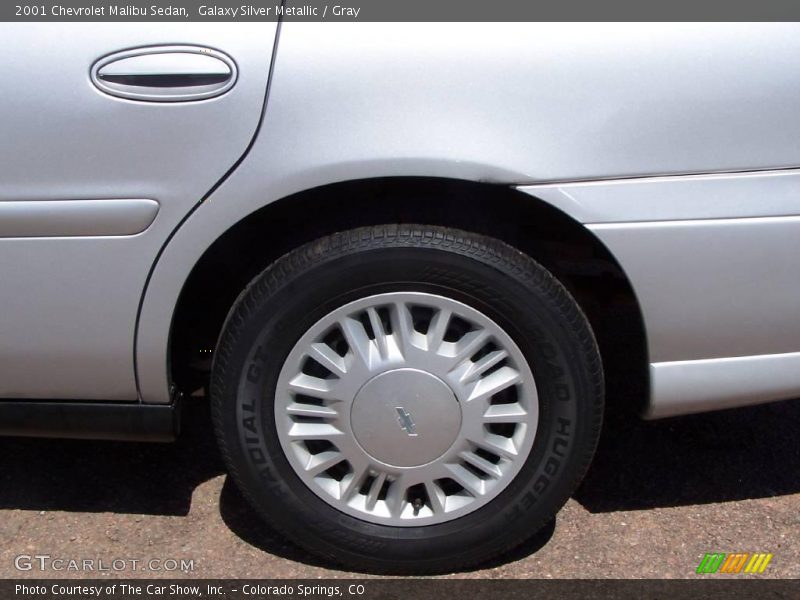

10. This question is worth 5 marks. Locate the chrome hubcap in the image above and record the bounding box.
[275,292,539,526]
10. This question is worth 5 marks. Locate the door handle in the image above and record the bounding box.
[91,45,237,102]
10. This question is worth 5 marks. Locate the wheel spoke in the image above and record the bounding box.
[444,463,486,497]
[339,315,373,368]
[340,461,369,501]
[305,450,345,476]
[482,403,528,423]
[426,307,452,352]
[466,366,521,402]
[459,450,503,479]
[385,475,409,517]
[366,307,389,360]
[288,373,339,401]
[308,342,348,376]
[473,433,519,459]
[448,328,491,364]
[365,471,388,511]
[390,301,416,357]
[286,403,338,419]
[458,349,509,384]
[287,422,342,440]
[424,480,446,514]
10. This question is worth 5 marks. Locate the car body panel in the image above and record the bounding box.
[1,23,798,418]
[587,215,800,362]
[0,23,276,399]
[137,23,800,412]
[521,172,800,362]
[524,171,800,417]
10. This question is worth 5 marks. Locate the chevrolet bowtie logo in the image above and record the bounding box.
[395,407,418,436]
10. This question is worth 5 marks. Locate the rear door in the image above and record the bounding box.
[0,24,277,400]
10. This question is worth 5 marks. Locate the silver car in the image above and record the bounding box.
[1,23,798,573]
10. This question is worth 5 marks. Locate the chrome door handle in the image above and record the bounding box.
[91,45,237,102]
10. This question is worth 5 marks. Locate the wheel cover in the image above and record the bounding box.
[274,292,539,526]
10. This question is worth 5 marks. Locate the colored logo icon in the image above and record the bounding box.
[697,553,773,574]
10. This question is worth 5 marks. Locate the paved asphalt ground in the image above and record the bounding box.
[1,396,798,579]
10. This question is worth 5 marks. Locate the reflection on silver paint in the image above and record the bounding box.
[0,199,158,237]
[647,352,800,418]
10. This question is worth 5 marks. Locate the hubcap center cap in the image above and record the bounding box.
[350,368,461,467]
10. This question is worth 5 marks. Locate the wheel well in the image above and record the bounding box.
[171,177,648,412]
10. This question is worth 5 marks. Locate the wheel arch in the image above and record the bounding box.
[161,177,648,414]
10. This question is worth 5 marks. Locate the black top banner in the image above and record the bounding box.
[7,0,800,21]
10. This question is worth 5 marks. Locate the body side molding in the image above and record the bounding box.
[518,168,800,223]
[0,399,180,441]
[0,199,159,238]
[647,352,800,418]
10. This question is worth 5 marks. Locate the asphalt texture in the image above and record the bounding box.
[0,397,798,579]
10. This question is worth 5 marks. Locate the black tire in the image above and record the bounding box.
[211,225,603,574]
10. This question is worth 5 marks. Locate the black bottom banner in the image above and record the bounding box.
[4,579,800,600]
